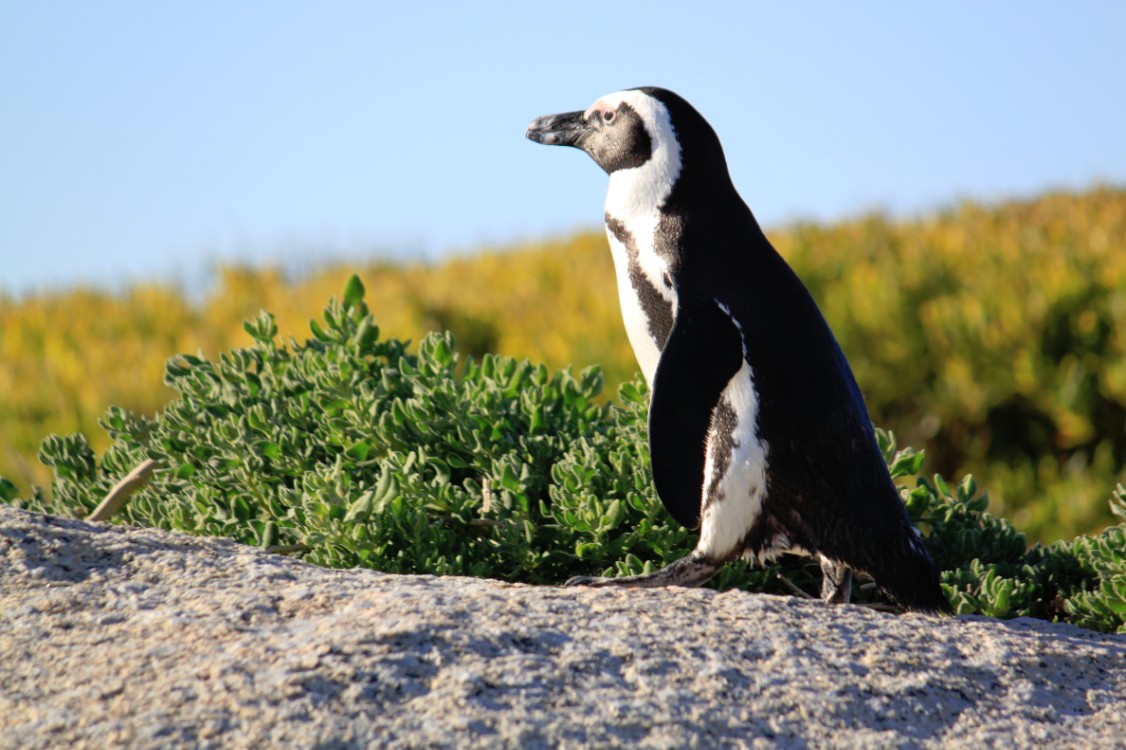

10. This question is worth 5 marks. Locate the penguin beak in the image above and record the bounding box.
[526,110,589,147]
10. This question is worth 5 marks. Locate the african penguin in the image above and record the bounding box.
[526,87,950,613]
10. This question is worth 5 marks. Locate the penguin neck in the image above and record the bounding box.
[605,170,675,222]
[602,143,684,275]
[603,110,682,222]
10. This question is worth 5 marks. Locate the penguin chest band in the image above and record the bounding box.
[605,213,676,385]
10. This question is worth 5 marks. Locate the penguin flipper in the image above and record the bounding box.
[648,299,745,529]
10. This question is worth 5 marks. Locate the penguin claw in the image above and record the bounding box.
[564,575,614,587]
[819,556,853,605]
[564,554,722,589]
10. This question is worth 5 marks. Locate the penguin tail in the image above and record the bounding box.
[869,536,952,615]
[816,518,951,614]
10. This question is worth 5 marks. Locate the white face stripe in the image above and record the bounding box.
[598,89,682,382]
[599,90,682,219]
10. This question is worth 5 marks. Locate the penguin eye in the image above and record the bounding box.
[601,109,615,124]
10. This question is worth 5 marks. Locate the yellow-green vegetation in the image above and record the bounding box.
[0,236,630,497]
[2,186,1124,543]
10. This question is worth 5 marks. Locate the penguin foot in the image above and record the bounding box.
[565,553,721,589]
[819,555,853,605]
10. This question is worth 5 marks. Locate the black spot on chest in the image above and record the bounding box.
[605,215,675,349]
[654,212,682,271]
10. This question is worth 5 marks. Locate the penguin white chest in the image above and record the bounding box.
[695,356,771,562]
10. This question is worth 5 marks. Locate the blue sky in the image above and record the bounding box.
[2,2,1124,294]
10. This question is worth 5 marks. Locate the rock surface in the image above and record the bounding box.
[1,506,1124,749]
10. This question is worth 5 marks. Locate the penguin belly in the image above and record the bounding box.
[696,357,771,562]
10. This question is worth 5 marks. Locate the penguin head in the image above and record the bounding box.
[528,88,730,214]
[526,88,677,175]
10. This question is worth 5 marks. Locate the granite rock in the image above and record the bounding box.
[2,506,1124,749]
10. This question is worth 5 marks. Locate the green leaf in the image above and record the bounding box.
[575,542,600,559]
[957,474,978,502]
[346,441,372,461]
[260,520,277,548]
[345,490,376,523]
[0,478,18,502]
[309,319,330,341]
[889,449,926,478]
[500,464,521,492]
[1110,484,1126,520]
[343,274,366,307]
[257,441,282,460]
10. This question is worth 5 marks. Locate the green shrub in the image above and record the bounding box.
[6,278,1125,632]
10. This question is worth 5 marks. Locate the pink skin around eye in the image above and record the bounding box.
[584,99,614,122]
